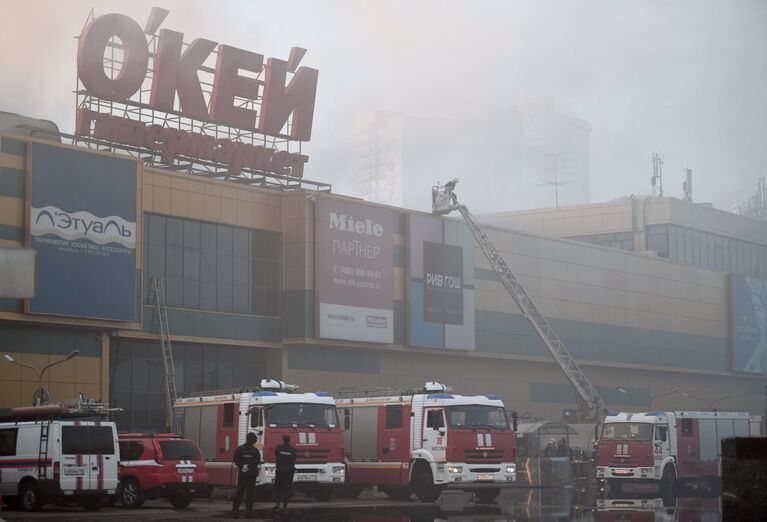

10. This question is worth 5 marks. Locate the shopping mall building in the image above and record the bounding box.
[0,8,765,431]
[1,123,765,431]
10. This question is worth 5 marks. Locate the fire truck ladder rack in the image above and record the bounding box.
[151,276,177,431]
[431,180,609,423]
[335,384,450,399]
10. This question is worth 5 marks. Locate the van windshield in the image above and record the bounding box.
[602,422,654,441]
[446,405,509,429]
[266,403,338,428]
[159,440,202,460]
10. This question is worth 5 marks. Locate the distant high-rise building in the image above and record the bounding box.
[352,101,591,212]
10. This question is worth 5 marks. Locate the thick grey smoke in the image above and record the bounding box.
[1,0,765,211]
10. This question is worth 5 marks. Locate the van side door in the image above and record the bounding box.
[60,423,90,492]
[0,427,19,495]
[89,423,118,491]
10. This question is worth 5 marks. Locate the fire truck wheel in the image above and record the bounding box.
[382,487,412,500]
[312,485,334,502]
[475,488,500,503]
[18,481,43,512]
[334,484,363,498]
[169,493,193,509]
[120,478,145,509]
[411,464,442,503]
[660,465,677,493]
[1,495,21,510]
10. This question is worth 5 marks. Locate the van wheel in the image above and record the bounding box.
[475,488,501,503]
[80,496,102,511]
[120,478,145,509]
[19,481,44,512]
[169,493,193,509]
[411,464,443,503]
[1,496,20,510]
[382,486,412,500]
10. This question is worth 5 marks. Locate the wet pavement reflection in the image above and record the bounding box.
[279,485,722,521]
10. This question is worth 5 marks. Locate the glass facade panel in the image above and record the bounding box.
[661,224,766,277]
[110,339,270,431]
[144,214,280,315]
[646,225,669,257]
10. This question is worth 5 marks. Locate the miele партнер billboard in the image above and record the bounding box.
[316,197,394,343]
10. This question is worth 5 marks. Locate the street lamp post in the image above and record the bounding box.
[649,387,680,409]
[708,392,742,410]
[618,387,680,409]
[4,350,80,405]
[682,392,707,407]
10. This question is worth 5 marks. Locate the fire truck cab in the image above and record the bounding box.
[596,410,751,491]
[336,382,516,503]
[174,379,345,500]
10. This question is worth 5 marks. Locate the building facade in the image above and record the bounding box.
[0,134,763,433]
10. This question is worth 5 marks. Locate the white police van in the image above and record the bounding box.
[0,400,119,511]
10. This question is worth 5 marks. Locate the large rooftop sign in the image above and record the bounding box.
[74,9,322,187]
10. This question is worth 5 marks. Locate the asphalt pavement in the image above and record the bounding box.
[0,493,436,522]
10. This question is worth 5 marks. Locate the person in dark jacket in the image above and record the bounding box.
[232,432,261,518]
[272,434,297,510]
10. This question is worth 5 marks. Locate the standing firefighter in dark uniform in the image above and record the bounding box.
[232,432,261,518]
[272,434,297,511]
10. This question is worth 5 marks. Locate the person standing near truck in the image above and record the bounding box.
[232,432,261,518]
[272,434,297,511]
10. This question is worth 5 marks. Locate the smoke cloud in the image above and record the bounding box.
[1,0,765,211]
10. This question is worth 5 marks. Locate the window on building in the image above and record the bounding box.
[144,214,280,316]
[110,339,269,432]
[646,225,669,258]
[386,405,403,429]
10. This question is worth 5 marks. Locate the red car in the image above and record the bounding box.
[116,433,210,509]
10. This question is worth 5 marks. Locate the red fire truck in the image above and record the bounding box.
[173,380,345,500]
[596,410,751,492]
[336,382,517,503]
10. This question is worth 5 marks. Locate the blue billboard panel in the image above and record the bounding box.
[732,275,766,374]
[408,214,475,350]
[29,144,137,321]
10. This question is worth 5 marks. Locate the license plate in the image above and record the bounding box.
[64,468,85,476]
[477,473,494,481]
[612,469,631,475]
[296,474,314,481]
[177,468,194,474]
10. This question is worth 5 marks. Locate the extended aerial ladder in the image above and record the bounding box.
[432,179,609,423]
[151,276,178,431]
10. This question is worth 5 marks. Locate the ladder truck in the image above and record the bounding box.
[431,179,609,424]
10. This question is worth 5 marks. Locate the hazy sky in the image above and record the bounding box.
[1,0,766,212]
